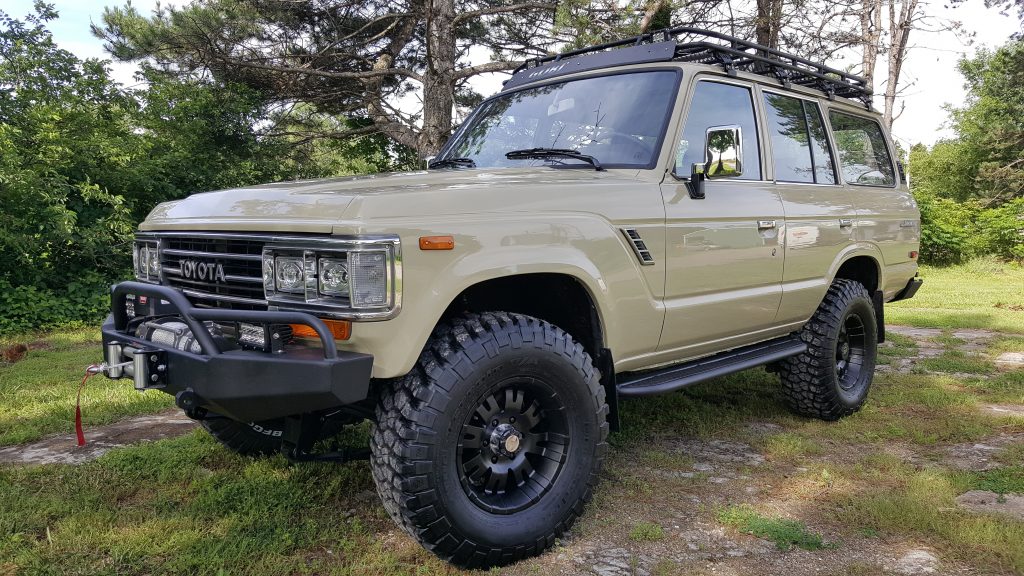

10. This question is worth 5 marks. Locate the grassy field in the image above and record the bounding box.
[0,328,172,446]
[887,257,1024,333]
[0,260,1022,575]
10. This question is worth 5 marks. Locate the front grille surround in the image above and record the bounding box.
[135,231,402,320]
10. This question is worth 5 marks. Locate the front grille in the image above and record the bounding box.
[159,235,267,310]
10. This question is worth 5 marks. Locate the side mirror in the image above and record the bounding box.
[703,125,743,179]
[686,162,706,199]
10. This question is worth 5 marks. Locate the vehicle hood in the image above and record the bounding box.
[140,168,646,233]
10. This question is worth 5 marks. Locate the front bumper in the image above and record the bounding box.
[101,281,374,422]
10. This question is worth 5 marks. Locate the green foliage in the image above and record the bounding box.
[909,40,1024,265]
[629,522,665,542]
[0,7,404,334]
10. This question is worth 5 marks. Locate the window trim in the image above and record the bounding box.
[671,76,765,181]
[823,107,899,189]
[435,67,684,171]
[760,88,839,187]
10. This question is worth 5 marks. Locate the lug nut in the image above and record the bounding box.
[509,416,516,424]
[491,456,498,463]
[492,419,498,426]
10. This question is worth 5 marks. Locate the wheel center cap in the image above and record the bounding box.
[504,434,521,453]
[489,423,523,458]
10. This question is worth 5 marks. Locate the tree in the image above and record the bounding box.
[952,40,1024,204]
[0,5,402,331]
[96,0,562,157]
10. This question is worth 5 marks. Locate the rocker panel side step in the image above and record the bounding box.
[617,336,807,397]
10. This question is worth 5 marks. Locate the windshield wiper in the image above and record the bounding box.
[505,148,604,171]
[428,157,476,169]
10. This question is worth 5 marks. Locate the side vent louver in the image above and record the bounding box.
[622,228,655,265]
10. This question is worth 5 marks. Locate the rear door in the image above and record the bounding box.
[826,109,920,298]
[658,78,785,356]
[759,89,858,325]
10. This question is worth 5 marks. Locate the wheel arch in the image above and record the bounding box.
[441,271,607,359]
[832,253,882,294]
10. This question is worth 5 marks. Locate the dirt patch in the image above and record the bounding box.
[942,433,1024,471]
[955,490,1024,521]
[981,404,1024,418]
[1,343,28,364]
[995,352,1024,371]
[0,409,196,466]
[889,549,941,575]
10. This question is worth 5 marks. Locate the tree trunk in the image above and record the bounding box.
[755,0,784,48]
[883,0,918,130]
[639,1,670,33]
[859,0,882,89]
[420,0,457,156]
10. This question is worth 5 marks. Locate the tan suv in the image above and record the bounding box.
[98,27,921,568]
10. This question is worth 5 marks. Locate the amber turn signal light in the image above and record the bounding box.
[290,319,351,341]
[419,235,455,250]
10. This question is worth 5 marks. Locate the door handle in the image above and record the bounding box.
[757,220,777,230]
[839,219,853,228]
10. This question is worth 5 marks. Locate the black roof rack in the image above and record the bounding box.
[507,27,872,108]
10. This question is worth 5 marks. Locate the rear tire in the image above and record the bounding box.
[780,279,878,420]
[370,312,608,568]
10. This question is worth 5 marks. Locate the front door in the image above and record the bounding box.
[659,78,785,356]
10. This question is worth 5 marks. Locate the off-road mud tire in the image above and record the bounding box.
[780,278,878,420]
[201,416,343,456]
[370,312,609,568]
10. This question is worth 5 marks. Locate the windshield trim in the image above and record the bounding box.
[435,67,683,171]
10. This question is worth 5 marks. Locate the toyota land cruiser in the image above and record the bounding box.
[97,27,922,567]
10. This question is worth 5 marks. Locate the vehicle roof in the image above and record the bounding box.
[502,27,879,116]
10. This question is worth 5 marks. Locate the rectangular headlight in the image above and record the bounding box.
[261,237,400,320]
[349,251,388,308]
[133,239,161,282]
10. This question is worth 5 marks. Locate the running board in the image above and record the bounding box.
[617,336,807,397]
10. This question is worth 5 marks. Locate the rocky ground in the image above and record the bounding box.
[1,325,1021,576]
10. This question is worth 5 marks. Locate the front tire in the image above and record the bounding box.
[370,312,608,568]
[200,415,344,456]
[779,279,878,420]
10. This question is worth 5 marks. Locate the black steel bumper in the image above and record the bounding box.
[101,281,374,422]
[890,277,923,303]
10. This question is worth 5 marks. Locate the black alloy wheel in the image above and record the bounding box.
[457,380,570,514]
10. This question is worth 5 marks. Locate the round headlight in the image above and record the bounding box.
[274,256,305,292]
[318,258,350,296]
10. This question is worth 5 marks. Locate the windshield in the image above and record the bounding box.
[440,70,680,169]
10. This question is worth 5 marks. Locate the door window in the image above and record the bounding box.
[675,81,761,180]
[828,111,896,186]
[763,93,836,184]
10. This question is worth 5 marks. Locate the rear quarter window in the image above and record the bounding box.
[828,111,895,187]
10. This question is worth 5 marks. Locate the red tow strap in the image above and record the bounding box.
[75,365,100,447]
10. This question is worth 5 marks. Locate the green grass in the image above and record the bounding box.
[887,258,1024,333]
[0,328,173,445]
[917,350,997,375]
[877,332,917,366]
[831,463,1024,574]
[0,431,446,575]
[629,521,665,542]
[716,505,830,551]
[1,257,1023,574]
